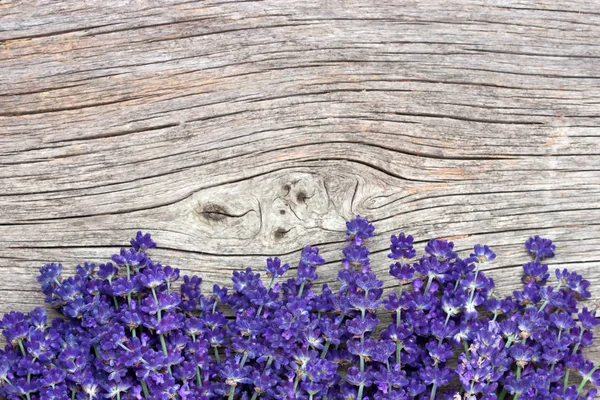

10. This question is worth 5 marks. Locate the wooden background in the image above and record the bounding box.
[1,0,599,361]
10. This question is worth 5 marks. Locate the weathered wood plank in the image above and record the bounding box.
[1,0,600,364]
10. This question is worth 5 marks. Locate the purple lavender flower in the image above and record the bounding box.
[469,244,496,264]
[525,235,556,260]
[522,260,550,284]
[388,233,416,260]
[97,262,118,280]
[0,218,598,400]
[389,262,415,282]
[346,215,375,245]
[556,268,592,298]
[342,245,370,271]
[130,231,157,251]
[265,257,290,278]
[424,238,457,261]
[111,248,149,271]
[37,263,62,291]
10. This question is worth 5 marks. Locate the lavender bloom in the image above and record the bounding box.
[297,245,325,286]
[525,235,556,260]
[0,218,597,400]
[265,257,290,278]
[130,231,157,251]
[522,260,550,284]
[388,233,416,260]
[342,245,371,271]
[470,244,497,263]
[425,238,457,261]
[389,262,415,282]
[111,248,149,270]
[346,215,375,245]
[37,263,62,291]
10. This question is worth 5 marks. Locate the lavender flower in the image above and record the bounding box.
[0,218,597,400]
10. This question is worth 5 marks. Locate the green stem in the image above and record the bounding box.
[577,363,600,395]
[430,384,437,400]
[151,287,159,306]
[467,261,481,305]
[71,389,76,400]
[159,334,168,356]
[498,388,507,400]
[257,277,274,315]
[126,264,133,306]
[298,281,306,297]
[395,285,404,328]
[17,340,26,356]
[360,355,364,373]
[151,287,162,322]
[513,366,522,400]
[463,341,470,360]
[256,304,264,318]
[250,393,258,400]
[396,342,403,366]
[563,370,571,395]
[505,337,514,350]
[453,277,461,292]
[141,380,150,398]
[195,367,202,387]
[263,356,273,372]
[424,275,433,293]
[240,353,248,369]
[438,313,451,344]
[357,384,364,400]
[320,342,330,359]
[214,347,221,363]
[572,329,586,355]
[228,387,235,400]
[545,362,558,391]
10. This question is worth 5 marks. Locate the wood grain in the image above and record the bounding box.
[1,0,600,365]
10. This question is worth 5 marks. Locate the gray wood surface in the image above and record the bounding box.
[1,0,599,364]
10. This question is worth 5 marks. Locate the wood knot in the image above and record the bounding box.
[196,203,228,222]
[295,190,308,203]
[274,227,288,239]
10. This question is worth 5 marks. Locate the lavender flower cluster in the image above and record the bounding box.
[0,217,599,400]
